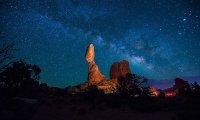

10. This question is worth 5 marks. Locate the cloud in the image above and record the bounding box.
[108,41,154,72]
[124,54,145,64]
[124,53,154,70]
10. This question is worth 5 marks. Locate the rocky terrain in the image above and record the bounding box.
[1,43,200,120]
[71,43,137,94]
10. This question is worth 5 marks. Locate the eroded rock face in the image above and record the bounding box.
[110,60,131,85]
[96,81,117,94]
[87,61,107,85]
[85,44,107,85]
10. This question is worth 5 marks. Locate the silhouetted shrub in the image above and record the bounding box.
[190,82,200,97]
[118,73,149,97]
[0,61,41,97]
[0,32,16,72]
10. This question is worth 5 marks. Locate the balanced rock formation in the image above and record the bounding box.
[110,60,131,85]
[67,44,133,94]
[85,44,107,85]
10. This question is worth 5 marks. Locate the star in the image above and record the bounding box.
[183,18,187,21]
[0,0,199,88]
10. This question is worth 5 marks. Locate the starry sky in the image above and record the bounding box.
[0,0,200,88]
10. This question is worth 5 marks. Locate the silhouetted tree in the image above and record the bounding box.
[141,86,152,97]
[0,31,16,72]
[118,73,149,96]
[190,82,200,97]
[0,61,41,89]
[118,74,133,95]
[191,82,200,91]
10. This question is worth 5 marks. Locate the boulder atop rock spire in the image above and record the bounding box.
[85,44,95,63]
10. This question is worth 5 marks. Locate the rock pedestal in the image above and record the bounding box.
[85,44,107,85]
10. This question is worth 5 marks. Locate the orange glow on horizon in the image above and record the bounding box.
[165,92,176,97]
[150,87,160,96]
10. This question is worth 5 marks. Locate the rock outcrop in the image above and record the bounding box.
[110,60,131,85]
[85,44,107,85]
[69,44,129,94]
[173,78,190,94]
[96,81,117,94]
[164,78,190,97]
[174,78,189,90]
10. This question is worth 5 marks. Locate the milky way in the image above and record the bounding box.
[0,0,200,88]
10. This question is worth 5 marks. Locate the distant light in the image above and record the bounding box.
[183,18,186,21]
[165,92,176,97]
[150,87,160,96]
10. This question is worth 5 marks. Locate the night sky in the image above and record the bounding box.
[0,0,200,88]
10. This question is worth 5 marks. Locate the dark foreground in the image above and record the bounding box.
[1,93,200,120]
